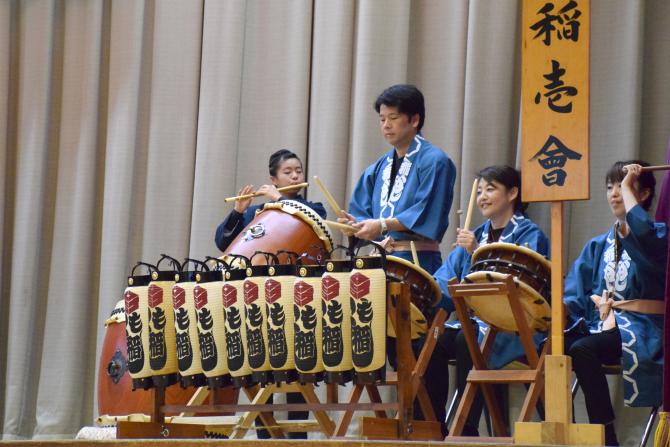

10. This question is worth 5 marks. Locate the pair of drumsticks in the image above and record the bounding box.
[306,176,430,265]
[223,175,427,265]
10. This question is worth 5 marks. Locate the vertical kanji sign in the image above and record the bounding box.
[522,0,589,201]
[518,2,602,443]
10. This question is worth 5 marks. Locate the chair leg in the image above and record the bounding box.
[571,377,579,423]
[639,406,658,447]
[483,404,493,436]
[570,370,660,446]
[445,389,459,428]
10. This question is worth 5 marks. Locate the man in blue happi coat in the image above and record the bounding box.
[339,84,456,274]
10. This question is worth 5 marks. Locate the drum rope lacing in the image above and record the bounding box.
[277,199,335,250]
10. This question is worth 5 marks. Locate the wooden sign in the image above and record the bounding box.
[521,0,590,202]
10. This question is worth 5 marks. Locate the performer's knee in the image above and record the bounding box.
[567,336,597,369]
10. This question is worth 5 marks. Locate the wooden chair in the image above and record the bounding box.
[571,364,659,447]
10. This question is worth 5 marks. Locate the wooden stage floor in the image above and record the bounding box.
[0,440,538,447]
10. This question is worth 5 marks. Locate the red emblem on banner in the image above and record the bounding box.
[265,279,281,304]
[148,284,163,308]
[223,284,237,308]
[244,280,258,305]
[172,285,186,309]
[124,290,140,314]
[322,275,340,301]
[194,285,208,310]
[294,281,314,306]
[350,272,370,299]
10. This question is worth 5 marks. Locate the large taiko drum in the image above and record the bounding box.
[384,255,442,339]
[223,200,334,265]
[97,300,237,418]
[464,242,551,332]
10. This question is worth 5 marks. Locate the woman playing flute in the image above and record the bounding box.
[215,149,326,252]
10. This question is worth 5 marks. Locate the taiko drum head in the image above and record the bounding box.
[465,243,551,332]
[469,242,551,300]
[463,271,551,332]
[464,242,551,332]
[385,256,442,339]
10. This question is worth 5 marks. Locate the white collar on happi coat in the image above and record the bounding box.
[379,135,423,218]
[478,213,526,245]
[602,228,631,301]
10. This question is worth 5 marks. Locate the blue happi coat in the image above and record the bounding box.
[434,212,550,369]
[348,135,456,273]
[564,204,667,407]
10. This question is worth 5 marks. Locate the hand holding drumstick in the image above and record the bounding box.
[453,178,479,254]
[312,175,359,237]
[452,228,479,254]
[313,175,406,239]
[336,211,359,237]
[591,290,616,331]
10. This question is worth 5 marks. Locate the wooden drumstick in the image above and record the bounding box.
[410,241,420,266]
[622,164,670,173]
[313,175,345,217]
[224,182,308,202]
[640,164,670,172]
[463,178,479,232]
[324,219,356,233]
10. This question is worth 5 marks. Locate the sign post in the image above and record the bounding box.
[515,1,602,444]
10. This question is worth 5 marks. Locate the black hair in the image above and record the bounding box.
[374,84,426,131]
[605,160,656,210]
[476,165,526,212]
[268,149,301,177]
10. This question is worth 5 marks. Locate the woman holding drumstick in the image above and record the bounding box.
[563,161,667,446]
[425,165,549,436]
[215,149,326,252]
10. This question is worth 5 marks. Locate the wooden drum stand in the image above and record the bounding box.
[446,274,548,442]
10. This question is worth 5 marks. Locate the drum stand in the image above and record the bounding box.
[446,274,548,442]
[336,282,448,441]
[115,281,445,440]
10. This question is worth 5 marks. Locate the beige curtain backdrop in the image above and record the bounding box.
[0,0,668,440]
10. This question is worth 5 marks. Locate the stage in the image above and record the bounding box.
[0,439,532,447]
